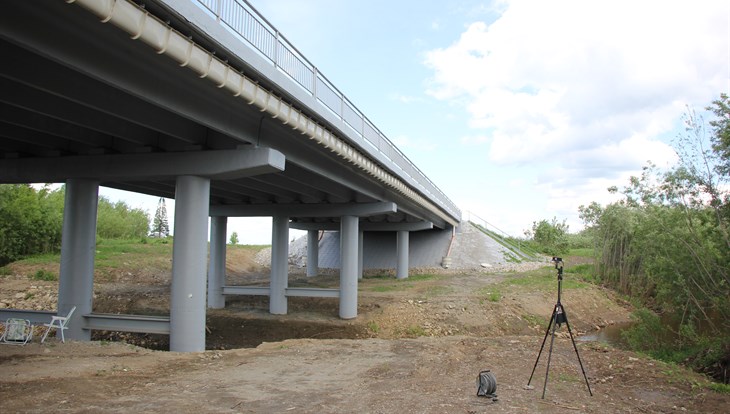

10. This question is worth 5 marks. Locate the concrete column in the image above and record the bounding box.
[207,216,227,309]
[58,179,99,341]
[306,229,319,277]
[357,230,364,280]
[339,215,358,319]
[270,215,289,314]
[396,230,409,280]
[170,176,210,352]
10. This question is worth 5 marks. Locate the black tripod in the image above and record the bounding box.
[527,257,592,399]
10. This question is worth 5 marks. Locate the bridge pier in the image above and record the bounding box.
[57,178,99,341]
[306,229,319,277]
[396,230,410,279]
[207,215,227,309]
[358,230,364,280]
[339,215,359,319]
[270,215,289,315]
[170,175,210,352]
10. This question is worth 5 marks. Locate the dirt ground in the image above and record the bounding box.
[1,253,729,413]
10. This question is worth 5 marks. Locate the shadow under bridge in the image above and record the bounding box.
[0,0,461,351]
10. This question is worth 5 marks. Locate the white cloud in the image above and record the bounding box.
[425,0,728,165]
[388,93,420,104]
[423,0,728,231]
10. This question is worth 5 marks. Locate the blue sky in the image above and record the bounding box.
[102,0,729,243]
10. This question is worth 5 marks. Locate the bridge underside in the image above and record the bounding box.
[0,0,458,351]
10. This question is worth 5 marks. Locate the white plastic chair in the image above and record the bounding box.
[1,318,33,345]
[41,306,76,343]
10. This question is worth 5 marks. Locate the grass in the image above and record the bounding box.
[498,267,588,291]
[567,248,593,257]
[425,285,454,297]
[367,321,380,333]
[10,238,269,281]
[404,325,427,337]
[522,314,546,327]
[707,382,730,394]
[557,373,580,382]
[364,273,441,293]
[476,286,502,302]
[31,269,57,281]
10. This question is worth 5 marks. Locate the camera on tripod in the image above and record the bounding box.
[551,256,563,276]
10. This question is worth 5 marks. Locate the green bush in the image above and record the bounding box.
[32,269,57,281]
[621,308,668,352]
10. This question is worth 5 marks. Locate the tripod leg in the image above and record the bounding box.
[562,309,593,396]
[542,309,559,399]
[527,305,556,386]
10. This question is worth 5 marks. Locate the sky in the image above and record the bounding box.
[102,0,729,243]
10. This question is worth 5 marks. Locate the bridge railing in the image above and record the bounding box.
[194,0,460,221]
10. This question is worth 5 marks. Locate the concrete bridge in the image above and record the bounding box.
[0,0,460,351]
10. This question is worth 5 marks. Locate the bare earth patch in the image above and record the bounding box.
[1,258,729,413]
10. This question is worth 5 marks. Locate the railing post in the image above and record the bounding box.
[312,67,317,97]
[274,30,280,69]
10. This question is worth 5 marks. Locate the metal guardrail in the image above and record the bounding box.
[84,313,171,335]
[193,0,461,221]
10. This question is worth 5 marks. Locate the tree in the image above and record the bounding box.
[97,198,149,239]
[587,97,730,331]
[527,217,569,255]
[229,232,239,245]
[151,198,169,238]
[708,93,730,177]
[0,184,63,265]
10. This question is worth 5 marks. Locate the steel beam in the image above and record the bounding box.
[223,286,270,296]
[84,313,171,335]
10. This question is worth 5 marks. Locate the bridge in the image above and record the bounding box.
[0,0,460,351]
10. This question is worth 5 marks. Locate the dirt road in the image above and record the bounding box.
[1,262,728,413]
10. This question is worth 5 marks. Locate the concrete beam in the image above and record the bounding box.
[0,148,285,183]
[290,220,433,232]
[210,202,397,218]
